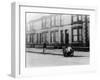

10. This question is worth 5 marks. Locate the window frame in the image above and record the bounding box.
[72,26,83,43]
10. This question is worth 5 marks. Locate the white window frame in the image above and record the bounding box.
[11,2,96,78]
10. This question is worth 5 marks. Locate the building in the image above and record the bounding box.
[26,14,90,51]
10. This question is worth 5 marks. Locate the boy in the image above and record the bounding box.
[43,42,46,54]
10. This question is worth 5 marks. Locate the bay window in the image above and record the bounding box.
[72,27,82,42]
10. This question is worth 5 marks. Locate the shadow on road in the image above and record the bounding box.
[26,51,88,57]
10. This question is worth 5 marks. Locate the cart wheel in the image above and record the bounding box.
[63,53,67,57]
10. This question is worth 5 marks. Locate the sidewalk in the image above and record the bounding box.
[26,48,89,57]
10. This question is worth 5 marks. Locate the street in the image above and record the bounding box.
[26,48,89,67]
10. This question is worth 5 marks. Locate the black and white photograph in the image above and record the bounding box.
[25,12,90,67]
[11,1,98,78]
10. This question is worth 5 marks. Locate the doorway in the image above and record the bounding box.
[60,30,63,44]
[65,30,69,45]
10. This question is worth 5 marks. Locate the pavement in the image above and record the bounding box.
[26,48,90,67]
[26,48,89,57]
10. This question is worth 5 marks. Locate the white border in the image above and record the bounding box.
[11,2,96,78]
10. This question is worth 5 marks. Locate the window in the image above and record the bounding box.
[55,15,60,26]
[52,31,59,43]
[42,32,47,42]
[73,15,78,22]
[43,33,45,42]
[41,33,43,43]
[79,29,82,41]
[55,31,59,42]
[46,17,50,28]
[72,27,82,42]
[26,34,30,43]
[45,32,48,42]
[37,33,38,44]
[73,36,78,42]
[50,31,57,43]
[53,32,56,42]
[42,18,46,28]
[87,16,90,22]
[51,15,55,27]
[50,32,52,43]
[50,31,54,43]
[73,29,78,42]
[82,15,86,22]
[30,34,33,43]
[32,34,34,43]
[78,15,82,21]
[61,15,71,25]
[40,33,42,44]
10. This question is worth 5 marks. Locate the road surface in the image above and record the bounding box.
[26,48,89,67]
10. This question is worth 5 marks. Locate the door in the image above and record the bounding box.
[60,30,63,44]
[65,30,69,44]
